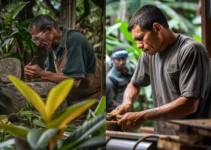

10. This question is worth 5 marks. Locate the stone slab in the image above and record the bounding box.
[0,58,22,83]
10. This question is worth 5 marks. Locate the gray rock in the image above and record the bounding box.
[0,58,22,83]
[0,81,68,114]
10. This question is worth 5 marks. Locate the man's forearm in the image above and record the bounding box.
[142,97,199,121]
[122,82,140,105]
[41,71,81,87]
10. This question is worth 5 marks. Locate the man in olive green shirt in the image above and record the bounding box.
[24,14,101,104]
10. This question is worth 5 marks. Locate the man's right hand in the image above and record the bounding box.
[107,103,131,117]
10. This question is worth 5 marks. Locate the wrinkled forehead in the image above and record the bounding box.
[131,25,148,34]
[30,25,41,35]
[131,25,150,39]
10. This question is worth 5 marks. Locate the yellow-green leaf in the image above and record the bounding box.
[45,78,74,122]
[8,75,47,121]
[47,100,96,129]
[0,124,29,138]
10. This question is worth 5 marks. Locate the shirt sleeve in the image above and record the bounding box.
[179,42,211,99]
[62,32,87,78]
[131,53,151,87]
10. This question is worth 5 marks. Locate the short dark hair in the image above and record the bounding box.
[128,5,169,32]
[29,14,58,32]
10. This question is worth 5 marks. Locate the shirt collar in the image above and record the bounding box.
[113,64,132,77]
[51,26,68,57]
[58,26,68,49]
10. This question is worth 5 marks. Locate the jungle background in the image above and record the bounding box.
[106,0,201,127]
[0,0,106,149]
[0,0,104,67]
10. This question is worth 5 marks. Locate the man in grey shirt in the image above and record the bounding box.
[108,5,211,135]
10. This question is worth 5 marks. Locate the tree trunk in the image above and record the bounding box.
[60,0,76,29]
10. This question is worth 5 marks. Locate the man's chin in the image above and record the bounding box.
[144,50,156,56]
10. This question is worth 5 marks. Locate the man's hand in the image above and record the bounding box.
[107,103,131,117]
[117,112,145,131]
[24,65,44,79]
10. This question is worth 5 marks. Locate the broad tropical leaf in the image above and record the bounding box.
[4,2,30,26]
[47,100,96,128]
[0,139,16,149]
[37,128,59,149]
[94,96,106,116]
[106,23,121,36]
[27,128,58,149]
[33,119,46,128]
[87,96,106,120]
[115,19,133,42]
[45,78,74,122]
[0,124,28,138]
[27,129,43,149]
[59,113,105,150]
[8,75,47,121]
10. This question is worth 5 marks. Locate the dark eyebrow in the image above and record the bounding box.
[133,35,144,41]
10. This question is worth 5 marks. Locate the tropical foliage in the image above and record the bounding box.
[0,1,35,61]
[0,76,106,150]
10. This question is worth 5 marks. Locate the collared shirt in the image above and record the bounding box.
[106,64,134,112]
[44,26,96,78]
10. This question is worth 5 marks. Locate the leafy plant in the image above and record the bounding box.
[0,1,35,60]
[0,76,105,149]
[8,108,40,128]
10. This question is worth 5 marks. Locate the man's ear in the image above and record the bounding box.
[45,25,53,32]
[152,23,161,34]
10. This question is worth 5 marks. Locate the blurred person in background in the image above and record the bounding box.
[106,47,134,112]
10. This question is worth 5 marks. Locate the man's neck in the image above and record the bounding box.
[52,30,61,46]
[160,30,178,51]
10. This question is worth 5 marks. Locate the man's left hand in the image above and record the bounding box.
[117,112,145,131]
[24,65,44,79]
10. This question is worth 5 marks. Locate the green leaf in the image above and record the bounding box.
[193,35,202,43]
[1,87,15,100]
[33,119,46,128]
[27,129,43,149]
[86,109,96,120]
[27,128,58,149]
[4,2,30,26]
[8,75,47,122]
[47,100,97,129]
[59,113,105,150]
[36,128,59,149]
[166,2,198,11]
[77,136,106,149]
[94,96,106,116]
[0,124,28,138]
[45,78,74,123]
[155,1,188,32]
[87,96,106,120]
[0,139,15,149]
[106,23,121,36]
[115,19,133,42]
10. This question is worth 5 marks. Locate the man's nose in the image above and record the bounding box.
[120,60,125,65]
[137,43,144,49]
